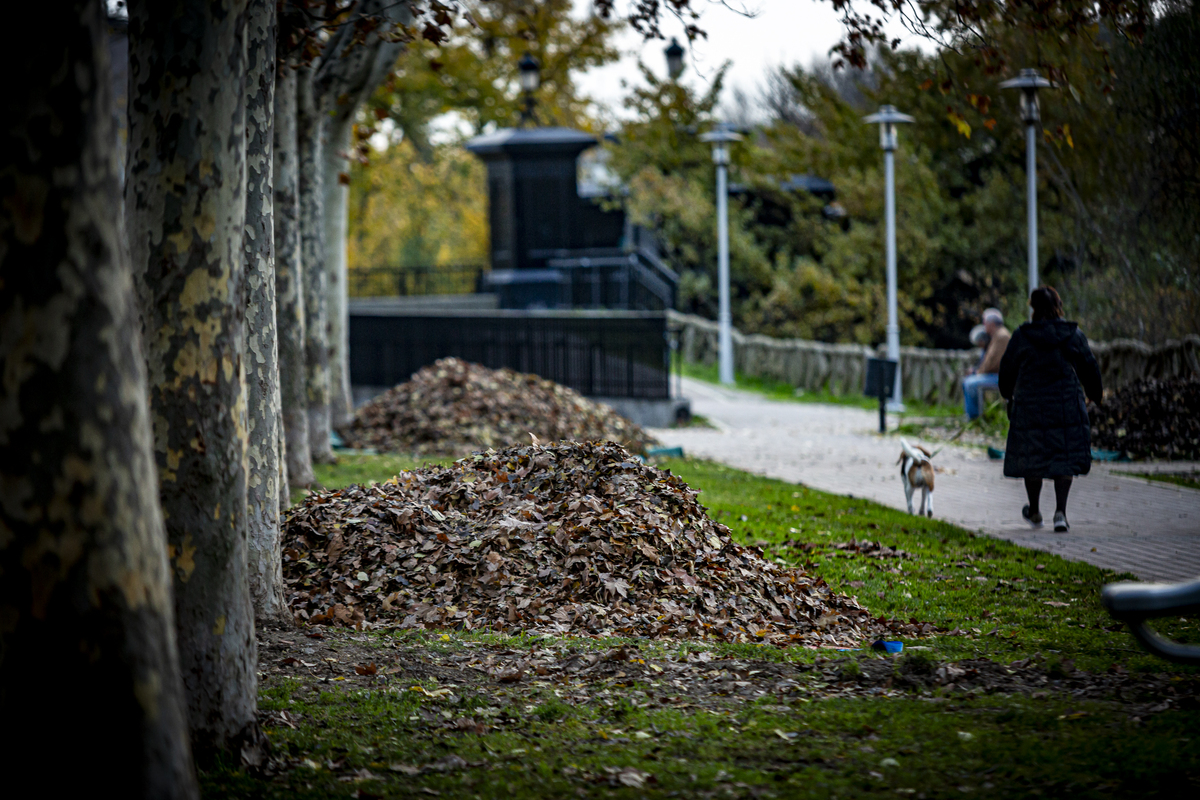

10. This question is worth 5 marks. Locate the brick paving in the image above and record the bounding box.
[652,378,1200,583]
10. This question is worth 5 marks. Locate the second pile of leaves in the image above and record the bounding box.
[284,441,927,649]
[339,357,657,456]
[1090,376,1200,460]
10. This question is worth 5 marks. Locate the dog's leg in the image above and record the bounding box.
[904,479,915,515]
[924,488,934,518]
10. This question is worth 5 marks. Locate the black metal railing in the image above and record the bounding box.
[348,264,488,298]
[538,247,679,311]
[349,310,670,399]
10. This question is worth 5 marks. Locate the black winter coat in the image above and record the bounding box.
[999,320,1103,478]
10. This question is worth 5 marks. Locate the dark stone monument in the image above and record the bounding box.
[465,127,625,273]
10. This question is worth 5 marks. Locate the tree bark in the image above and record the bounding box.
[243,0,288,624]
[0,2,197,794]
[315,0,411,427]
[127,0,265,767]
[274,60,316,487]
[323,120,354,426]
[298,62,336,463]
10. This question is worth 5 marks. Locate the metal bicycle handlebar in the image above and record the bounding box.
[1101,578,1200,666]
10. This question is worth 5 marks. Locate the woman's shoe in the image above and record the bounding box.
[1053,512,1070,532]
[1022,504,1043,528]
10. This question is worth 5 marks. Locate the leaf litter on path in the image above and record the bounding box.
[1089,376,1200,460]
[338,357,657,457]
[284,440,928,648]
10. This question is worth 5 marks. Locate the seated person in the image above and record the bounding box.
[962,308,1010,419]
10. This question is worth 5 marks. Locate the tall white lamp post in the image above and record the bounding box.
[863,105,914,411]
[700,123,742,386]
[1000,68,1053,316]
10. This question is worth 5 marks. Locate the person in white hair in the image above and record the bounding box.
[968,324,990,370]
[962,308,1010,419]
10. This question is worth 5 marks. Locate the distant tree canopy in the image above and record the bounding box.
[612,2,1199,346]
[362,0,620,156]
[343,0,1197,346]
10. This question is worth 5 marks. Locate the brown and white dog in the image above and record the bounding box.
[898,439,935,517]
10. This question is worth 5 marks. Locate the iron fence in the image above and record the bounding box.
[348,264,488,298]
[349,309,670,399]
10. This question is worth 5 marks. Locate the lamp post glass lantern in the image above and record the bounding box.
[862,104,913,412]
[665,37,685,80]
[518,52,540,125]
[1000,68,1053,317]
[699,123,743,386]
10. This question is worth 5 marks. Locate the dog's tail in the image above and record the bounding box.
[900,437,929,464]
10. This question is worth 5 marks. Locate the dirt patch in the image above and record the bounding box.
[257,626,1199,728]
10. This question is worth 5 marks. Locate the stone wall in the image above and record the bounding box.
[670,311,1199,405]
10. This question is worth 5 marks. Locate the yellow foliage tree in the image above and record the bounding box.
[346,139,489,296]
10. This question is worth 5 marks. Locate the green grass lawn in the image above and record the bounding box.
[213,452,1199,799]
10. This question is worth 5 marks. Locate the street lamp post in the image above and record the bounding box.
[664,37,685,80]
[1000,68,1053,315]
[518,52,540,126]
[863,105,914,411]
[699,123,743,386]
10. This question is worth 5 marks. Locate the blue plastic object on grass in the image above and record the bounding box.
[871,640,904,654]
[646,446,684,459]
[987,446,1005,460]
[330,429,346,448]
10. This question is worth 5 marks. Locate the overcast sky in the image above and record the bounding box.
[574,0,923,122]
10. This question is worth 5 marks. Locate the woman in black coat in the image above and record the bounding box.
[999,287,1103,532]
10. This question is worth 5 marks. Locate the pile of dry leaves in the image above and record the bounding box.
[1090,376,1200,460]
[338,357,656,456]
[283,441,924,648]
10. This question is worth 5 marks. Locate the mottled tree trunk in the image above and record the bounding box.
[127,0,265,767]
[274,62,316,488]
[324,120,354,427]
[314,0,410,429]
[243,0,288,624]
[298,63,336,463]
[0,2,197,795]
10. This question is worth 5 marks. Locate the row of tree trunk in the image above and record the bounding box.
[1,0,405,791]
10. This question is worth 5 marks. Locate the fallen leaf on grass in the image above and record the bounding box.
[607,766,654,788]
[388,763,420,775]
[1058,711,1090,720]
[354,662,378,676]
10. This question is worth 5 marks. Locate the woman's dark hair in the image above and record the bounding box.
[1030,286,1064,322]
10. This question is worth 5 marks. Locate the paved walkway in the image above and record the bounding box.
[651,378,1200,583]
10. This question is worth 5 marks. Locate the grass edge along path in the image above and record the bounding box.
[1113,470,1200,492]
[221,452,1199,800]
